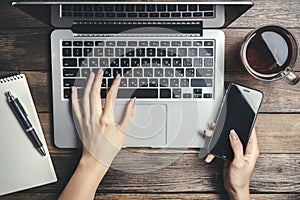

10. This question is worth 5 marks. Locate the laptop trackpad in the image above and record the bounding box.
[115,104,167,147]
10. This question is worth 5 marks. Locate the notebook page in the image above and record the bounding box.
[0,74,57,196]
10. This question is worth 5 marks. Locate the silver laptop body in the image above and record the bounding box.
[13,1,253,148]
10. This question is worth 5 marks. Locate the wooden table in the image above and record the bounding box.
[1,0,299,199]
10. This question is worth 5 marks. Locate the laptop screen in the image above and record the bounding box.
[12,1,253,31]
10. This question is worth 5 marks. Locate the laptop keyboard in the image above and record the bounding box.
[62,38,215,100]
[61,4,215,19]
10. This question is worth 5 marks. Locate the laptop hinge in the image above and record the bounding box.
[71,21,203,36]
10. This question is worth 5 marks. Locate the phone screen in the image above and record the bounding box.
[208,84,263,160]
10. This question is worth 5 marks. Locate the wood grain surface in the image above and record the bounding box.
[0,0,299,199]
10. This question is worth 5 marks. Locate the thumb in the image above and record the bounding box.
[229,129,244,163]
[120,97,136,132]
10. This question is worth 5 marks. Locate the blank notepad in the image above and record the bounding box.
[0,74,57,196]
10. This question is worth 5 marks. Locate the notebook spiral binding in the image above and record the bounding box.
[0,72,24,84]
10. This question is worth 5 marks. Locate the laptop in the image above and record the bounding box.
[13,1,253,148]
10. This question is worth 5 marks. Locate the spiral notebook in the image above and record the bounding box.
[0,74,57,196]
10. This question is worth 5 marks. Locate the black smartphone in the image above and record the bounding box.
[207,83,263,161]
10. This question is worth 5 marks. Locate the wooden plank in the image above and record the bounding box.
[1,193,299,200]
[0,29,299,72]
[42,113,300,154]
[2,153,298,194]
[1,0,299,28]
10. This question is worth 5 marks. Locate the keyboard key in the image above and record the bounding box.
[117,89,158,98]
[191,79,213,87]
[136,48,145,57]
[121,58,130,67]
[167,5,176,11]
[84,48,93,56]
[152,58,161,67]
[160,89,171,98]
[171,13,181,17]
[62,5,72,11]
[196,68,213,77]
[183,58,192,67]
[173,58,182,67]
[103,68,111,77]
[79,58,88,67]
[193,12,203,17]
[73,41,83,46]
[182,13,192,17]
[204,93,212,98]
[147,48,156,57]
[63,69,79,77]
[94,5,104,11]
[180,79,189,87]
[178,48,187,56]
[101,79,106,87]
[94,48,103,56]
[157,5,166,11]
[142,58,150,67]
[147,5,156,11]
[189,4,198,11]
[115,4,124,12]
[126,48,135,57]
[106,41,115,46]
[163,58,171,67]
[154,68,163,77]
[117,41,126,46]
[170,78,179,87]
[188,48,197,57]
[83,5,93,11]
[178,5,187,11]
[172,88,181,98]
[128,78,138,87]
[199,48,213,56]
[193,41,202,46]
[101,89,107,98]
[150,13,159,17]
[139,13,148,18]
[81,68,91,77]
[161,41,170,46]
[175,68,184,77]
[95,41,104,46]
[123,68,132,77]
[194,58,202,67]
[100,58,109,67]
[62,12,72,17]
[144,68,153,77]
[134,68,143,77]
[204,12,214,17]
[95,13,104,17]
[84,41,94,46]
[157,48,166,56]
[108,78,114,87]
[128,41,137,46]
[73,48,82,56]
[149,78,159,87]
[110,58,119,67]
[63,79,85,87]
[136,5,145,11]
[150,41,159,46]
[183,93,192,98]
[186,68,194,77]
[89,58,98,67]
[63,48,72,57]
[131,58,140,67]
[64,88,71,99]
[115,48,124,57]
[139,78,148,87]
[182,41,192,46]
[73,5,82,11]
[168,48,177,56]
[204,58,214,67]
[113,68,122,77]
[104,5,114,11]
[120,78,127,87]
[199,5,214,11]
[165,68,174,77]
[161,13,170,17]
[105,48,114,57]
[128,13,138,17]
[106,13,115,18]
[62,41,72,46]
[171,41,181,46]
[194,88,202,94]
[160,78,169,87]
[125,5,135,11]
[63,58,77,67]
[204,41,214,46]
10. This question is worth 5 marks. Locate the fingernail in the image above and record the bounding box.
[116,73,121,79]
[205,154,214,163]
[230,129,237,140]
[89,72,95,78]
[71,86,75,92]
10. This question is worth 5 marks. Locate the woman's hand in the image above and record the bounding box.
[204,128,259,200]
[71,70,135,167]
